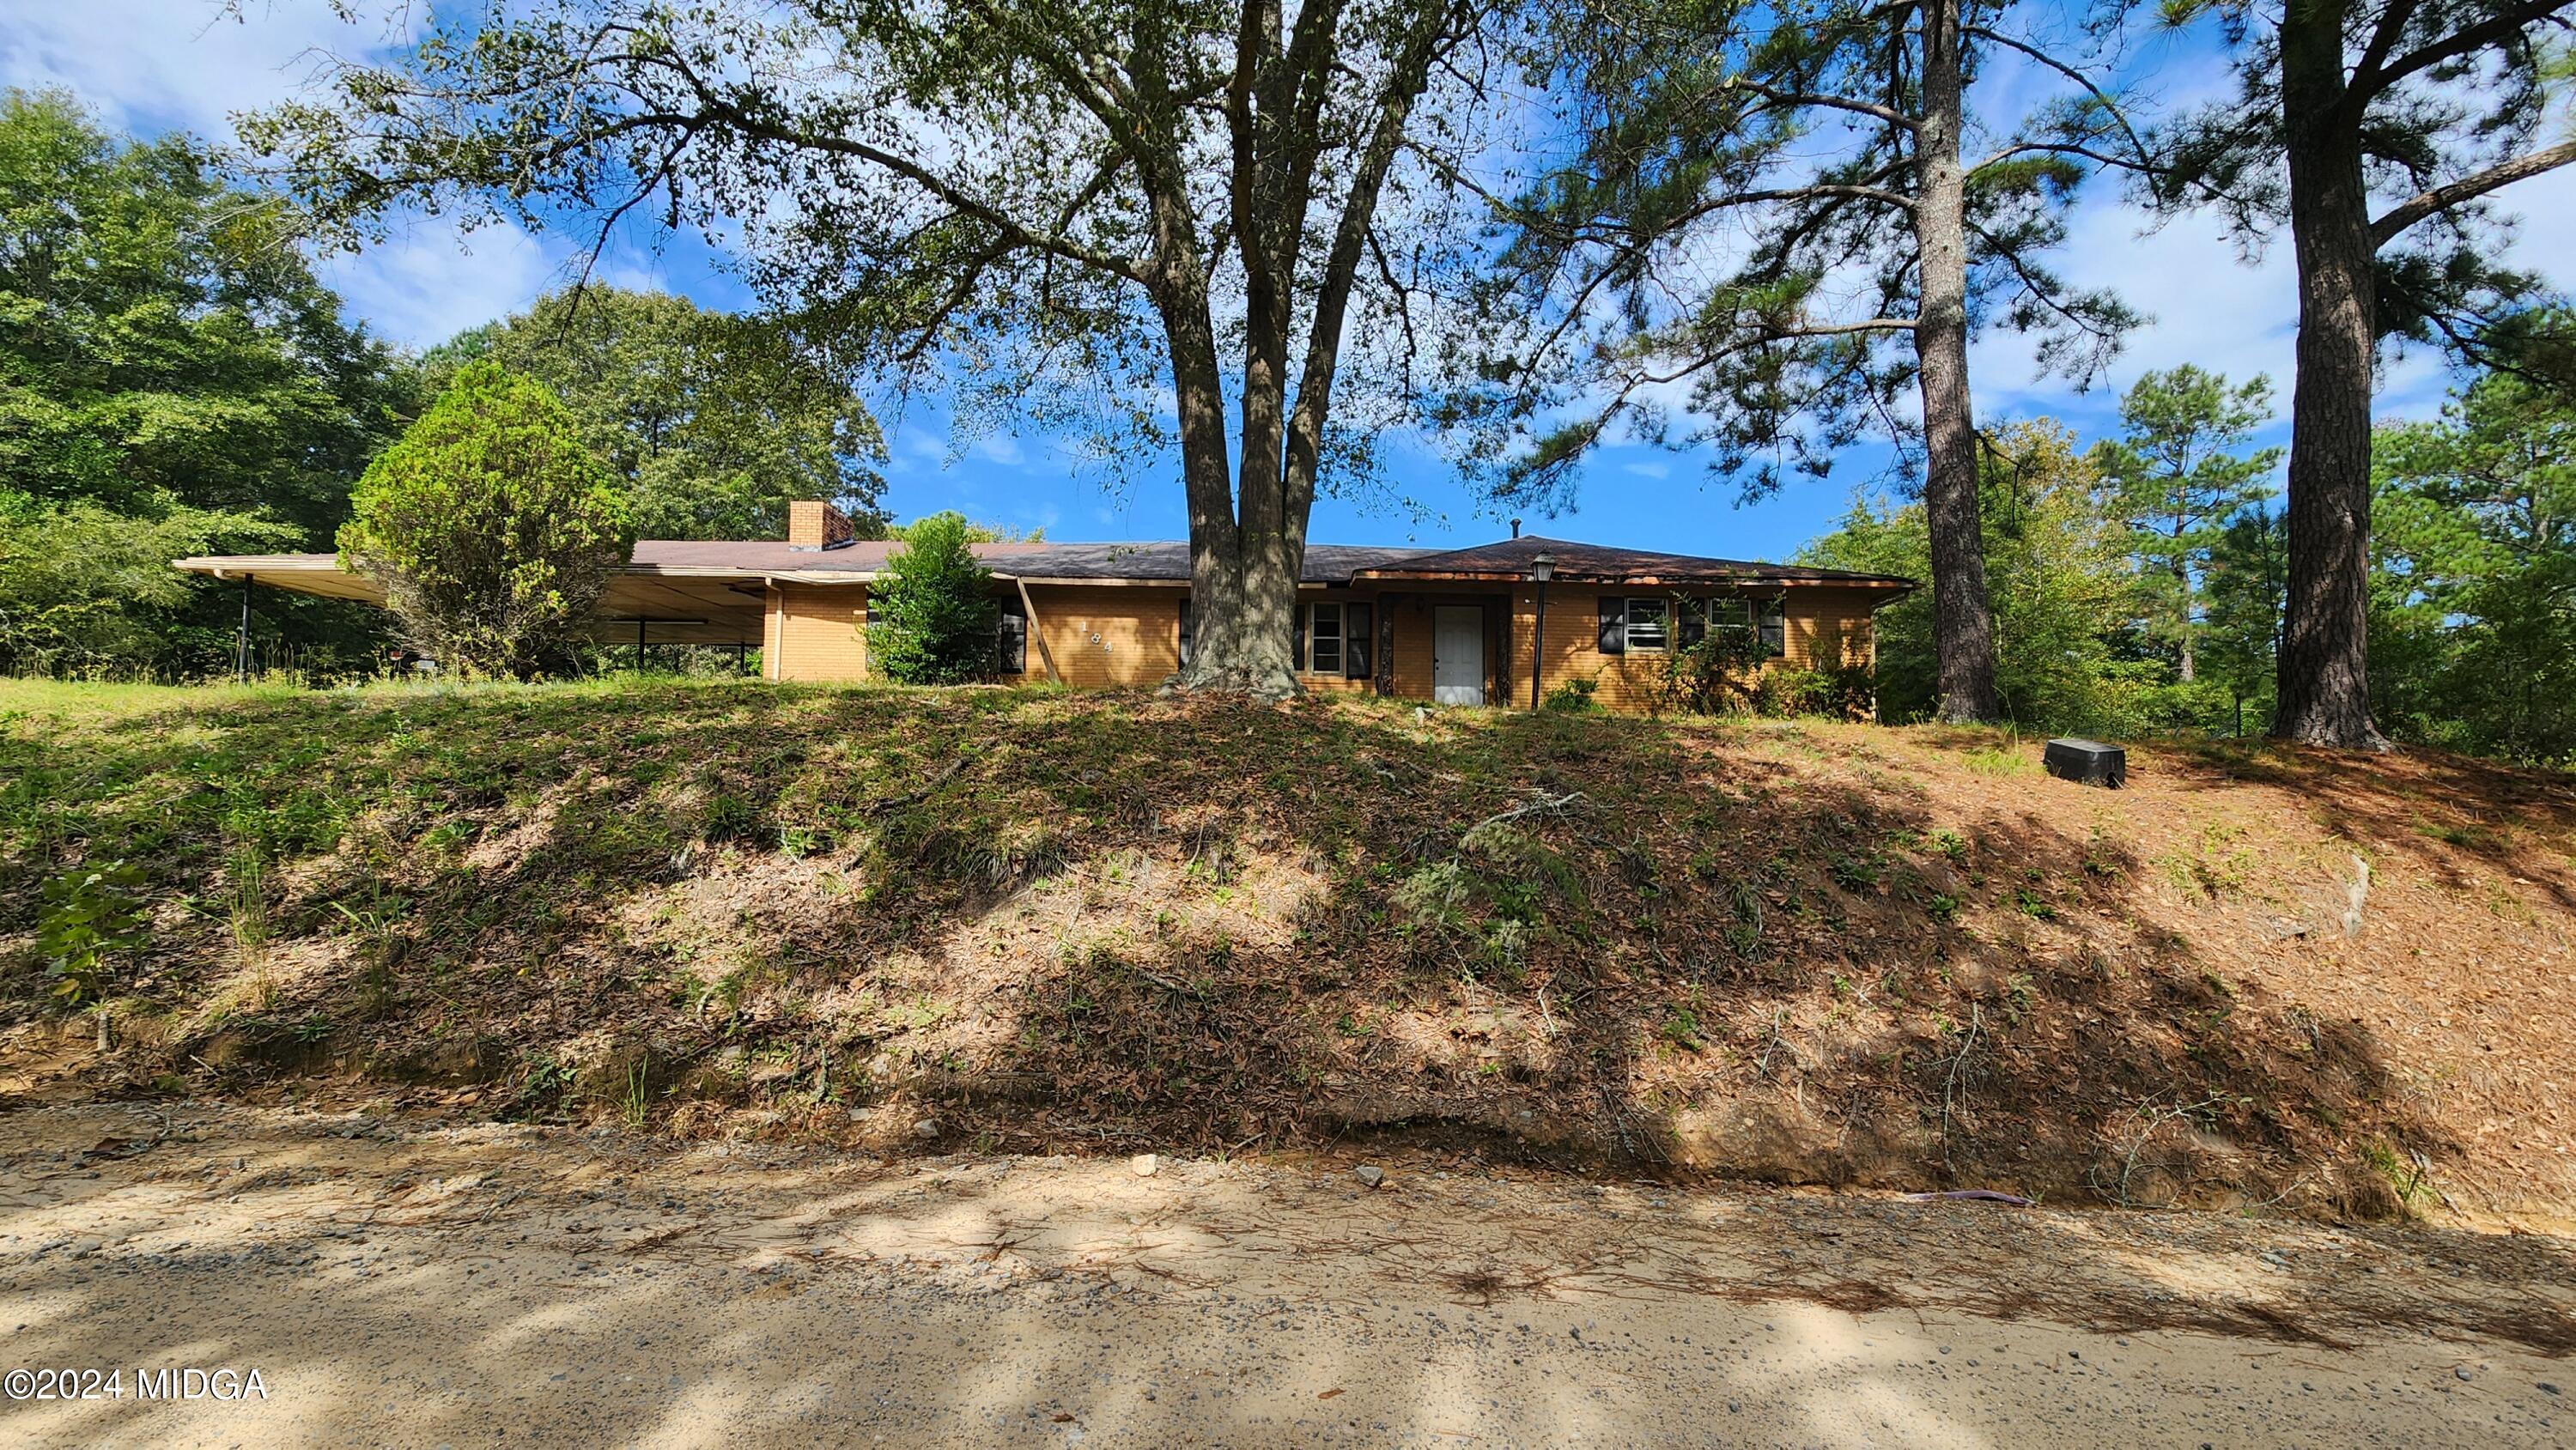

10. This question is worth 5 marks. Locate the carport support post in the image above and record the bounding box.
[235,573,253,684]
[635,616,646,673]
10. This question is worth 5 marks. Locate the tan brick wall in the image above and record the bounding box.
[1024,585,1184,687]
[769,582,870,682]
[1504,585,1880,713]
[756,574,1884,709]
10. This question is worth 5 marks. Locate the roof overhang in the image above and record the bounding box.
[1349,567,1913,591]
[175,555,774,646]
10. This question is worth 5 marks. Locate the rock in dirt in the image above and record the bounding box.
[1355,1165,1387,1189]
[1130,1154,1159,1178]
[912,1119,940,1140]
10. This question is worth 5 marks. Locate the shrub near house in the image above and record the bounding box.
[337,361,635,680]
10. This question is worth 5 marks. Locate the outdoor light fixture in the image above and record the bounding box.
[1528,551,1556,709]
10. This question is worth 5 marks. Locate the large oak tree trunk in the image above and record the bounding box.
[2272,9,2390,750]
[1911,0,2002,725]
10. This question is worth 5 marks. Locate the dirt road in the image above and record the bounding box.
[2,1102,2570,1447]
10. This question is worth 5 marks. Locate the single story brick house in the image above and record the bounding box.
[178,501,1911,713]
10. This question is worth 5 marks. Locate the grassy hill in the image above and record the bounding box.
[5,677,2573,1225]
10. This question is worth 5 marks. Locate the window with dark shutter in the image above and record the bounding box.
[1678,597,1707,649]
[1759,598,1786,657]
[1293,603,1309,670]
[994,603,1028,674]
[1597,597,1625,654]
[1345,603,1373,680]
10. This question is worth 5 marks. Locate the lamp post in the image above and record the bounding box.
[1528,551,1555,709]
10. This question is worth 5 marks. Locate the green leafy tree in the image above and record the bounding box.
[422,288,889,541]
[0,496,294,671]
[240,0,1517,696]
[1460,0,2157,724]
[0,88,407,675]
[2090,367,2283,683]
[2155,0,2576,748]
[337,362,635,679]
[866,512,1003,685]
[2369,354,2576,760]
[1803,422,2145,729]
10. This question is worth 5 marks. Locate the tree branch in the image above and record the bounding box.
[2354,0,2575,101]
[1723,76,1918,132]
[2371,140,2576,246]
[1963,25,2153,173]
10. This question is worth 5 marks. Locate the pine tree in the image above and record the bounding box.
[2090,367,2283,683]
[338,363,635,679]
[1460,0,2151,723]
[2157,0,2576,748]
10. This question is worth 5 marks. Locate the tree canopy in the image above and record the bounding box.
[0,88,406,675]
[2154,0,2576,747]
[423,287,889,542]
[1449,0,2161,723]
[2090,366,2283,683]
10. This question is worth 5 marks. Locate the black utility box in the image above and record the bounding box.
[2044,737,2126,788]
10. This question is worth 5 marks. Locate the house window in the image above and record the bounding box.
[1624,597,1670,653]
[1308,602,1344,675]
[1690,596,1784,657]
[1295,599,1374,680]
[994,603,1028,674]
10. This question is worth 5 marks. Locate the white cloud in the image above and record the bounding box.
[1972,152,2576,433]
[315,214,569,349]
[0,0,406,137]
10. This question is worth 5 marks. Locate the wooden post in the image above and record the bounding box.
[235,573,253,683]
[1014,578,1062,684]
[1375,593,1396,696]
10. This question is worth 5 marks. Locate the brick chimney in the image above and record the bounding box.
[787,500,855,550]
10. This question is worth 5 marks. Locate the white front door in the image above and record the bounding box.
[1433,606,1484,706]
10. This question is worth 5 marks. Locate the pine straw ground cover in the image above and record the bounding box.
[4,676,2574,1225]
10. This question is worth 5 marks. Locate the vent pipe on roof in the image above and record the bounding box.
[1510,518,1522,538]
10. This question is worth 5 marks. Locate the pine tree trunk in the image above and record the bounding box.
[2176,558,2196,683]
[2272,8,2390,750]
[1911,0,2001,724]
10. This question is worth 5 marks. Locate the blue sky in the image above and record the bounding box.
[8,0,2572,558]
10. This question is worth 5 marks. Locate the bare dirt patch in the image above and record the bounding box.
[3,1102,2572,1447]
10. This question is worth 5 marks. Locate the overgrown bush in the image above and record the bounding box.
[865,511,1002,684]
[1541,676,1602,712]
[337,361,635,679]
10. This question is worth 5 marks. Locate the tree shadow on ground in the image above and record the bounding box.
[1,683,2553,1220]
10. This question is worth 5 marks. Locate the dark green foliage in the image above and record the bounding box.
[337,362,635,679]
[2200,502,2290,719]
[422,288,889,542]
[0,89,408,676]
[865,512,1003,685]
